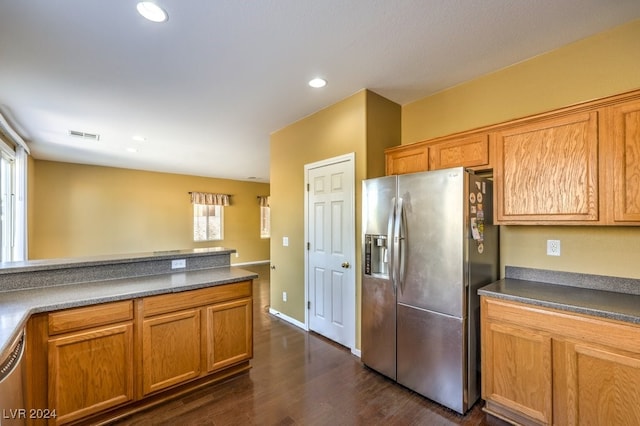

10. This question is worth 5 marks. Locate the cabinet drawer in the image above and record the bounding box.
[143,281,252,317]
[49,300,133,335]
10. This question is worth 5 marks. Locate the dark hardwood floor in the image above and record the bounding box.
[115,263,500,426]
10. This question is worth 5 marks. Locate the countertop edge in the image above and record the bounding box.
[479,279,640,326]
[0,248,236,275]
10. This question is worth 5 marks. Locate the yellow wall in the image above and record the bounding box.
[269,90,400,334]
[30,160,270,264]
[402,19,640,279]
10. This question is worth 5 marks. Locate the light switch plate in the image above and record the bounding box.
[283,236,289,247]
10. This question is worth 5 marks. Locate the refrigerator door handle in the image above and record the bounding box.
[387,197,397,290]
[395,197,406,293]
[397,197,407,293]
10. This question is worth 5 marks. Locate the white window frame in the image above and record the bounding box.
[193,203,224,241]
[0,151,14,262]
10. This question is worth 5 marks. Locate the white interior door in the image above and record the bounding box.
[305,153,355,350]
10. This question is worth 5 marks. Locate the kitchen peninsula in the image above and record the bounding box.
[0,248,257,425]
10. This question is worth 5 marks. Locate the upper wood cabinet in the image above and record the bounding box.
[494,112,600,224]
[429,134,490,171]
[386,89,640,224]
[611,99,640,222]
[385,143,429,175]
[385,132,491,175]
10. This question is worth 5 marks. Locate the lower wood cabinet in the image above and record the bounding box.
[482,321,552,424]
[48,323,134,425]
[481,296,640,425]
[26,281,253,425]
[141,309,201,395]
[205,297,252,372]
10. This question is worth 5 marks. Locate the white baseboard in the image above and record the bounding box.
[268,308,360,357]
[268,308,308,330]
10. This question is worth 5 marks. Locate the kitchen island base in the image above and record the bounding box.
[23,279,253,425]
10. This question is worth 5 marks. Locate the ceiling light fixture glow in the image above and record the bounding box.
[308,78,327,88]
[136,2,168,23]
[132,135,147,142]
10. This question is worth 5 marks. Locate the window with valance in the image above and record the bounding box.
[190,192,230,241]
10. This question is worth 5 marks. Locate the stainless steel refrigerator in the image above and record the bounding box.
[361,167,498,414]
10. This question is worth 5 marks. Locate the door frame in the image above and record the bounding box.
[304,152,356,353]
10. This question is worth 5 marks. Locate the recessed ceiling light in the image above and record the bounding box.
[308,78,327,88]
[137,2,168,23]
[132,135,147,142]
[126,147,138,153]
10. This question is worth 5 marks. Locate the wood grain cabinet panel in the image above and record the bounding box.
[612,99,640,222]
[429,134,490,171]
[48,323,134,425]
[205,297,253,372]
[495,112,600,223]
[385,144,429,175]
[482,319,552,424]
[563,342,640,425]
[142,309,201,395]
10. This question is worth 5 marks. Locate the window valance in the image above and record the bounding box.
[257,196,270,207]
[189,192,230,206]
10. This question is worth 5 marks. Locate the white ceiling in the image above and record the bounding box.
[1,1,639,182]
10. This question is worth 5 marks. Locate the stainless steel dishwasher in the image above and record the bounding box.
[0,330,26,426]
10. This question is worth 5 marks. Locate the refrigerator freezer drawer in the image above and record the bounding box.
[397,303,472,414]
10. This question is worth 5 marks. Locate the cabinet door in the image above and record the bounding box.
[429,134,490,171]
[205,298,253,372]
[385,144,428,175]
[48,323,134,425]
[142,309,201,395]
[563,341,640,425]
[482,321,552,425]
[611,100,640,222]
[495,112,600,223]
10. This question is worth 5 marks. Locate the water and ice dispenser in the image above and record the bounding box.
[364,234,388,277]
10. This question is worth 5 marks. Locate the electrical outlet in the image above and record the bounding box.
[171,259,186,269]
[235,252,239,258]
[282,291,287,302]
[547,240,561,256]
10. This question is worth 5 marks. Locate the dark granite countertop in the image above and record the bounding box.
[479,267,640,325]
[0,249,258,360]
[0,266,257,359]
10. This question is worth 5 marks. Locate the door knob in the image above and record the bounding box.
[341,262,350,268]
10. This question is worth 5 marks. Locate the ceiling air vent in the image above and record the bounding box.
[69,130,100,141]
